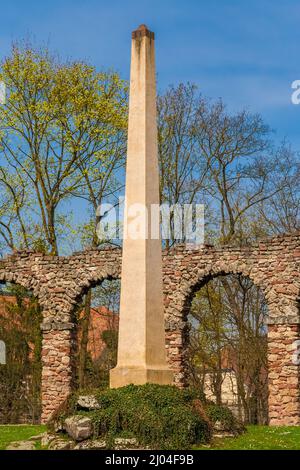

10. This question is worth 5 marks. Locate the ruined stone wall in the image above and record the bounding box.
[0,232,299,424]
[268,324,300,425]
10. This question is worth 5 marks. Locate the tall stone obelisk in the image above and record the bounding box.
[110,25,173,387]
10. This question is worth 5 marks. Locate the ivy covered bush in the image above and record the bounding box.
[53,384,245,449]
[55,384,212,449]
[92,384,213,449]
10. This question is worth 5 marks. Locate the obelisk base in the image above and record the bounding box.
[110,366,174,388]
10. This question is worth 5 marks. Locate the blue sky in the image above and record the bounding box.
[1,0,300,147]
[1,3,298,301]
[0,0,299,254]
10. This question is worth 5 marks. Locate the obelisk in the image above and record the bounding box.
[110,25,173,387]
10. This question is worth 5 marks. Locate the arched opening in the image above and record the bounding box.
[0,280,42,424]
[186,272,268,425]
[71,278,120,391]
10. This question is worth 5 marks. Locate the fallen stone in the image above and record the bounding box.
[48,438,74,450]
[77,395,100,410]
[213,420,227,431]
[114,437,139,449]
[53,419,65,432]
[74,439,107,450]
[64,415,93,441]
[29,433,46,441]
[41,432,57,447]
[213,432,235,438]
[7,440,36,450]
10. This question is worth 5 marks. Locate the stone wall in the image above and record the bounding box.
[268,324,300,425]
[41,324,77,421]
[0,231,299,424]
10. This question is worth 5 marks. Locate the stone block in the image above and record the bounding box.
[64,415,93,441]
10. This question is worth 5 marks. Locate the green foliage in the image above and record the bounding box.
[205,403,244,434]
[1,424,300,451]
[91,384,212,449]
[0,43,128,254]
[0,424,46,450]
[188,274,269,424]
[0,284,42,423]
[196,425,300,450]
[58,384,212,449]
[31,238,49,254]
[75,281,120,390]
[85,329,119,389]
[78,353,112,391]
[101,329,118,351]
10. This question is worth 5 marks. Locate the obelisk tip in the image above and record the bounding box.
[132,24,155,40]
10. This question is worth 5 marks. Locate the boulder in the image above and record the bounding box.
[74,439,107,450]
[7,440,35,450]
[64,415,93,441]
[48,438,74,450]
[52,418,65,432]
[41,432,57,447]
[77,395,100,410]
[213,420,227,431]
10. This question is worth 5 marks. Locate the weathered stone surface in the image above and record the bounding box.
[109,24,173,389]
[41,432,57,447]
[268,324,300,426]
[7,440,35,450]
[29,433,46,441]
[114,437,139,449]
[213,420,228,432]
[74,439,106,450]
[64,415,93,441]
[77,395,100,410]
[213,432,235,438]
[48,438,74,450]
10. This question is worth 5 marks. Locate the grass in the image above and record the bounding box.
[0,425,46,450]
[0,424,300,450]
[196,425,300,450]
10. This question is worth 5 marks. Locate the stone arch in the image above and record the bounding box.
[179,268,270,422]
[0,270,37,297]
[163,265,271,387]
[162,239,300,426]
[0,232,299,424]
[39,249,122,423]
[182,266,270,315]
[67,269,121,321]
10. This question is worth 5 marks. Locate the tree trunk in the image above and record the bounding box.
[78,289,92,389]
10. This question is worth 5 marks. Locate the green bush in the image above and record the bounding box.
[53,385,246,448]
[61,384,212,449]
[93,384,212,449]
[205,403,244,434]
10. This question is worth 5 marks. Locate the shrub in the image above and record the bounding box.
[205,403,244,434]
[93,384,213,449]
[53,385,246,448]
[57,384,212,449]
